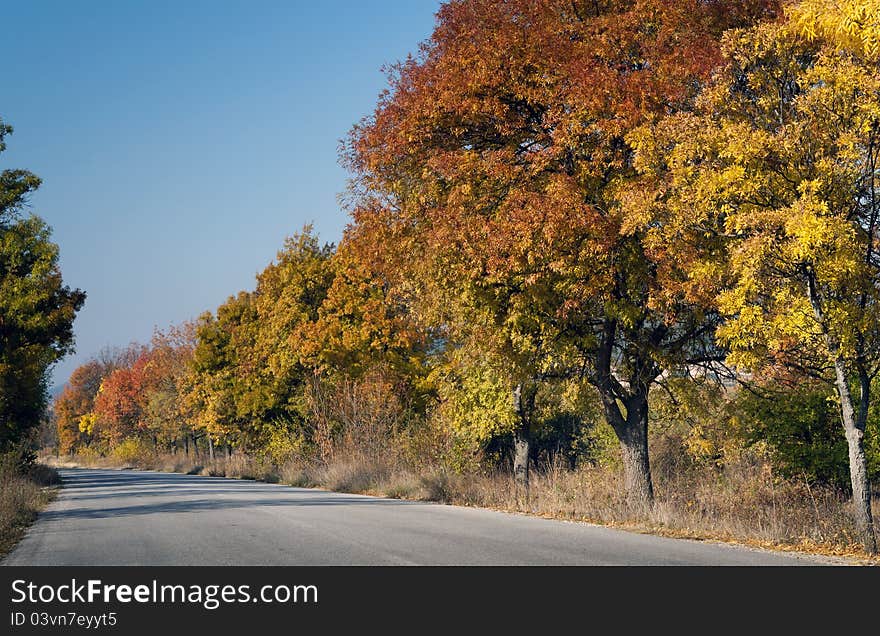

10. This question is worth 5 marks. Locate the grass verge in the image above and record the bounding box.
[0,463,61,559]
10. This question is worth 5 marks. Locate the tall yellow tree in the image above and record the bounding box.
[630,1,880,551]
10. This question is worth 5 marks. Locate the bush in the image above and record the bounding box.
[0,442,37,475]
[735,382,879,489]
[111,438,156,465]
[305,368,414,465]
[27,463,61,487]
[260,418,309,466]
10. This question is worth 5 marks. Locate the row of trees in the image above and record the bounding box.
[346,0,880,550]
[56,232,433,460]
[55,0,880,552]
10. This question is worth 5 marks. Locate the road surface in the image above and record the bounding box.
[3,468,835,565]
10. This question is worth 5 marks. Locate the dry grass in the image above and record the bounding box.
[441,461,877,559]
[47,449,878,561]
[0,463,61,559]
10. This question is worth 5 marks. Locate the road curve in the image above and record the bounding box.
[3,468,834,565]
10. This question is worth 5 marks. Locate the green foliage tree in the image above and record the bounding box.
[187,292,257,454]
[0,118,85,451]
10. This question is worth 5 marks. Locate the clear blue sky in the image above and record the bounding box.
[1,0,441,388]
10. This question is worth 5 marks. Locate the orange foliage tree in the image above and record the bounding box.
[91,348,149,447]
[54,360,109,454]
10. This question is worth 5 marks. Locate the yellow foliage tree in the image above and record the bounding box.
[790,0,880,58]
[631,3,880,551]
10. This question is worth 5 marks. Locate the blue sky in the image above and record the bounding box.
[0,0,441,387]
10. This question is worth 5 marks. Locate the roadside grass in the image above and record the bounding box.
[0,462,61,559]
[45,450,878,563]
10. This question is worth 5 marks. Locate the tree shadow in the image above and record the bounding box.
[48,468,420,520]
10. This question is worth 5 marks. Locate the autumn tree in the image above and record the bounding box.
[0,118,85,450]
[139,325,197,452]
[252,228,335,422]
[297,227,434,461]
[187,292,257,455]
[630,0,880,550]
[186,228,336,457]
[345,0,778,503]
[54,346,143,454]
[301,231,430,383]
[54,360,112,454]
[91,346,150,447]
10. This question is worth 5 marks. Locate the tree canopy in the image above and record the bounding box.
[0,118,85,451]
[629,0,880,551]
[343,0,780,502]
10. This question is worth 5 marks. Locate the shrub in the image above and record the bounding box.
[111,438,155,465]
[735,382,879,489]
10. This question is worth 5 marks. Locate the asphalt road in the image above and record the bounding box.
[3,468,834,565]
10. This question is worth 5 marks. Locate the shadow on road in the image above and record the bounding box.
[47,468,420,521]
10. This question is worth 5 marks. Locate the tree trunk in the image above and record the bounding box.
[597,385,654,509]
[225,444,232,460]
[619,393,654,509]
[592,318,656,509]
[832,359,877,554]
[192,434,199,459]
[513,421,530,503]
[208,437,215,462]
[512,383,530,503]
[808,274,876,553]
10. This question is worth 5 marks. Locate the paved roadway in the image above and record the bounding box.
[2,468,836,565]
